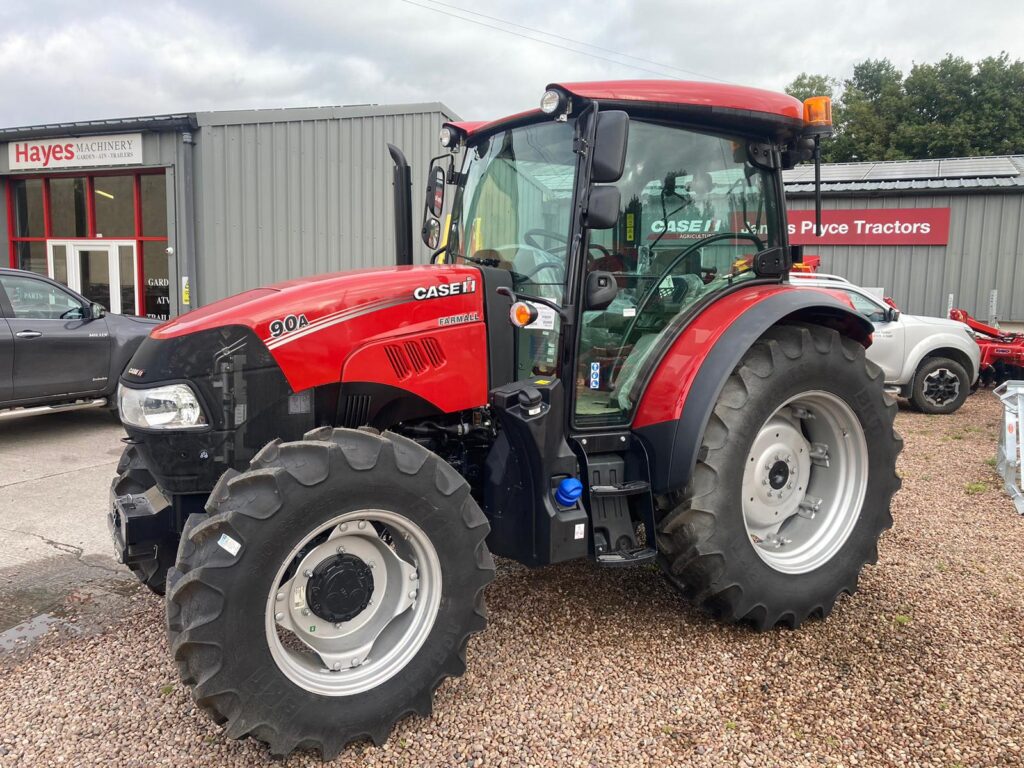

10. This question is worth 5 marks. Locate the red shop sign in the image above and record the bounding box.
[787,208,950,246]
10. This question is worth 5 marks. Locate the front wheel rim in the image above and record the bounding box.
[922,368,960,407]
[741,391,869,574]
[265,509,442,696]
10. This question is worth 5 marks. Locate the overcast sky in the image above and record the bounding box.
[1,0,1023,127]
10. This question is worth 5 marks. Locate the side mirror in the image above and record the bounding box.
[887,307,901,323]
[420,164,446,248]
[89,303,106,320]
[591,111,629,184]
[422,217,441,250]
[585,270,618,311]
[584,185,620,230]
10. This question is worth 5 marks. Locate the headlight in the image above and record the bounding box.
[118,383,208,430]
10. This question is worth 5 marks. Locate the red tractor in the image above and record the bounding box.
[109,81,901,757]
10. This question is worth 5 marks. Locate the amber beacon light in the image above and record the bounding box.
[803,96,833,135]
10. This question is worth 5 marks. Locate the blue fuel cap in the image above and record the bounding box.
[555,477,583,506]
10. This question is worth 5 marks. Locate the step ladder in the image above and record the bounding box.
[577,434,659,567]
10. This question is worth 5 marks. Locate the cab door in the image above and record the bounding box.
[0,272,111,401]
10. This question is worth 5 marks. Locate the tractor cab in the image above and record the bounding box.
[415,83,818,566]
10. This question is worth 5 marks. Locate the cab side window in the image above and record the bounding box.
[843,290,888,323]
[0,274,85,320]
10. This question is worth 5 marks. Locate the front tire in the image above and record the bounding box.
[910,356,969,414]
[166,428,494,758]
[656,323,902,629]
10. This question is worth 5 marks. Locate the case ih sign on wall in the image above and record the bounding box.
[787,208,951,246]
[8,132,143,170]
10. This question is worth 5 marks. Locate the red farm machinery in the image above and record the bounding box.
[108,81,901,757]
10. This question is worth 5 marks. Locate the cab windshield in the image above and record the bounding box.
[447,117,782,422]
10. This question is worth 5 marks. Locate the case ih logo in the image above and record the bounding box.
[8,132,143,170]
[413,279,477,301]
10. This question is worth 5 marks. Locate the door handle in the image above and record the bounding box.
[15,331,42,339]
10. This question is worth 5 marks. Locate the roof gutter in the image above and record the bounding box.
[0,115,199,141]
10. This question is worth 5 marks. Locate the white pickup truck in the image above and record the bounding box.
[792,273,980,414]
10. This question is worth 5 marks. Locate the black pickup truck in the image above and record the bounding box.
[0,268,159,417]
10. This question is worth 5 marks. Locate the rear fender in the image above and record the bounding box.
[632,285,872,495]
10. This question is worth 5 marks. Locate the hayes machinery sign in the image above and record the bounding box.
[7,133,143,171]
[787,208,951,246]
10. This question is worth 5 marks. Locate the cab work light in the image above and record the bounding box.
[539,89,567,115]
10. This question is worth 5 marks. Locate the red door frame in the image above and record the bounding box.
[5,169,169,316]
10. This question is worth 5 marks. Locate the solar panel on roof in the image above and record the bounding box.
[865,160,940,180]
[936,156,1017,178]
[817,164,873,181]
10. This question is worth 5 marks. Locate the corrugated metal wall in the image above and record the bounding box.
[787,193,1024,323]
[193,104,456,304]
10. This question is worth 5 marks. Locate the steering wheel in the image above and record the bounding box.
[524,228,568,254]
[619,231,764,346]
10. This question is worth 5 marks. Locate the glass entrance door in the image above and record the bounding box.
[46,240,138,315]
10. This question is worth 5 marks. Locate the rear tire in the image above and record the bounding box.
[656,323,902,629]
[111,445,175,595]
[166,428,494,758]
[910,357,969,414]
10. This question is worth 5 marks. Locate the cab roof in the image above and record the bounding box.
[446,80,806,142]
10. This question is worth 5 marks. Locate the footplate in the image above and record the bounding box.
[596,547,657,567]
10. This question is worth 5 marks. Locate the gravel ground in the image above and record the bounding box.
[1,394,1022,767]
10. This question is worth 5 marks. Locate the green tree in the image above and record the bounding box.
[832,59,907,161]
[784,72,839,102]
[785,53,1024,161]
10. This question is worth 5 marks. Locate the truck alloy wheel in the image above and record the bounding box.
[166,428,494,758]
[911,357,969,414]
[657,323,902,629]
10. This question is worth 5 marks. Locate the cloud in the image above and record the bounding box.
[0,0,1022,127]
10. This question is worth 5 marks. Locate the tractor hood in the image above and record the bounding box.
[141,264,487,395]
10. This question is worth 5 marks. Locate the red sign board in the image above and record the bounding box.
[787,208,950,246]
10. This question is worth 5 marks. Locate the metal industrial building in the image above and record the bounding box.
[784,155,1024,325]
[5,110,1022,328]
[1,102,457,319]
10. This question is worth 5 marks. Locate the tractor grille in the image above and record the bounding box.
[340,394,372,428]
[384,338,446,380]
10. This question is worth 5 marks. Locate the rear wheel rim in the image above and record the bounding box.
[922,367,960,407]
[265,509,442,696]
[741,391,869,574]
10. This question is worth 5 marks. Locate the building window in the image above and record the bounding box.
[10,179,45,238]
[6,171,170,319]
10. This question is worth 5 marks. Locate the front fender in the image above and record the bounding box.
[903,330,980,385]
[632,284,872,495]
